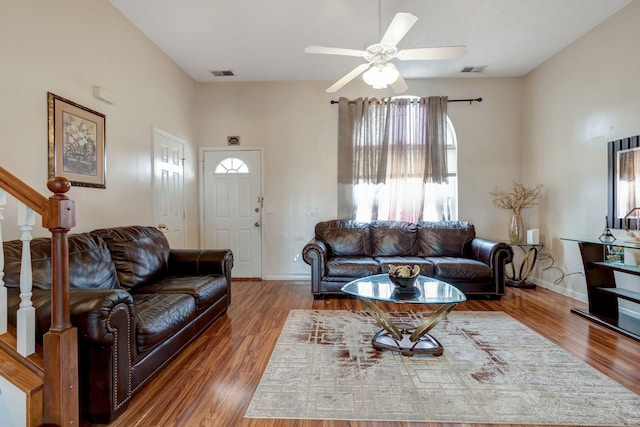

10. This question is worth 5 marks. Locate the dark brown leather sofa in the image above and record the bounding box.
[303,220,512,299]
[3,225,233,424]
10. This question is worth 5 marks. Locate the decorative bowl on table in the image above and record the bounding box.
[388,264,420,289]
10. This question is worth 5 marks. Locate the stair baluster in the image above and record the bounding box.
[17,203,35,356]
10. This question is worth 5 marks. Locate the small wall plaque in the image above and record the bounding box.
[227,136,240,145]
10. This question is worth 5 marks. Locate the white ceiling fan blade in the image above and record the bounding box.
[397,46,467,61]
[380,12,418,47]
[305,46,367,57]
[390,72,408,94]
[326,63,371,93]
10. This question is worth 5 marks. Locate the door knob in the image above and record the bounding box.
[254,222,260,227]
[158,223,168,230]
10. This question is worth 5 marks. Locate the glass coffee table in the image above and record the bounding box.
[341,274,466,356]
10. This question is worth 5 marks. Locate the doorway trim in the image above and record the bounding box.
[199,146,265,279]
[152,127,186,248]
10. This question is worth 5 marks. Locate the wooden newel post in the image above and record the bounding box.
[41,177,79,426]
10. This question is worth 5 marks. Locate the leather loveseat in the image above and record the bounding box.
[303,220,512,299]
[3,225,233,423]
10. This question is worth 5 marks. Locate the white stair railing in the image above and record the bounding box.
[16,203,35,356]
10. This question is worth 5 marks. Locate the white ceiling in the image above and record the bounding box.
[109,0,630,85]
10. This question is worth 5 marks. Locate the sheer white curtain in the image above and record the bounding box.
[337,96,451,223]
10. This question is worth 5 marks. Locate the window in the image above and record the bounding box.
[343,97,457,223]
[214,157,249,174]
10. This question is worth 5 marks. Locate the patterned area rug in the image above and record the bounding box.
[245,310,640,425]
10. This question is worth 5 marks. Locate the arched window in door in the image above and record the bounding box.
[214,157,249,174]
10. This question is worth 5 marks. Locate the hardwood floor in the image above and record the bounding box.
[98,281,640,427]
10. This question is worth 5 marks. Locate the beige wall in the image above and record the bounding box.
[5,0,639,290]
[0,1,199,244]
[196,77,523,279]
[522,0,640,299]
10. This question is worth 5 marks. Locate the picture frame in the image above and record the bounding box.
[47,92,106,188]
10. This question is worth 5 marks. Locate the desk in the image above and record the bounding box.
[506,243,544,289]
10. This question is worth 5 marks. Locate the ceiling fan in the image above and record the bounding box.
[305,12,467,94]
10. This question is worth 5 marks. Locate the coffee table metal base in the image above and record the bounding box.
[359,298,456,357]
[372,322,444,356]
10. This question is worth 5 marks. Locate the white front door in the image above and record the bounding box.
[153,128,186,248]
[202,148,262,278]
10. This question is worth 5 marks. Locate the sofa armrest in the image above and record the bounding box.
[168,249,233,280]
[470,237,513,270]
[68,289,136,346]
[303,239,328,295]
[67,288,135,421]
[469,238,513,296]
[471,237,513,295]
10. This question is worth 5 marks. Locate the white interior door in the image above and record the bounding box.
[153,128,186,248]
[202,148,262,278]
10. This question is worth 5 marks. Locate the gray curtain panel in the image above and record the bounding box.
[337,96,449,221]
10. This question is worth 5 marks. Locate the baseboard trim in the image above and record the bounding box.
[264,274,310,281]
[531,277,640,320]
[531,277,588,303]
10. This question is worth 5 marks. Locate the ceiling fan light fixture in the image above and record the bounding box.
[362,63,399,89]
[306,12,467,93]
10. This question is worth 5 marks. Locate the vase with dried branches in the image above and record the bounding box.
[490,183,543,243]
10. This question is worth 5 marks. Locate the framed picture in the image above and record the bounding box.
[47,92,106,188]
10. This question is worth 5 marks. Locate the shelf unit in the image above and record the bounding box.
[564,239,640,341]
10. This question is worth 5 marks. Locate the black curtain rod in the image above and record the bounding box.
[330,97,482,105]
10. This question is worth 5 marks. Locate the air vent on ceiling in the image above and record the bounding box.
[460,66,487,73]
[210,70,235,77]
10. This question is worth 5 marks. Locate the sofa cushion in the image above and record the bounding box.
[315,220,371,256]
[370,221,417,256]
[91,226,170,290]
[133,275,228,311]
[374,256,435,277]
[417,221,476,257]
[428,257,492,281]
[325,257,380,277]
[3,233,119,290]
[133,293,196,353]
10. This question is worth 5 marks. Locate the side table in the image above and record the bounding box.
[506,243,544,289]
